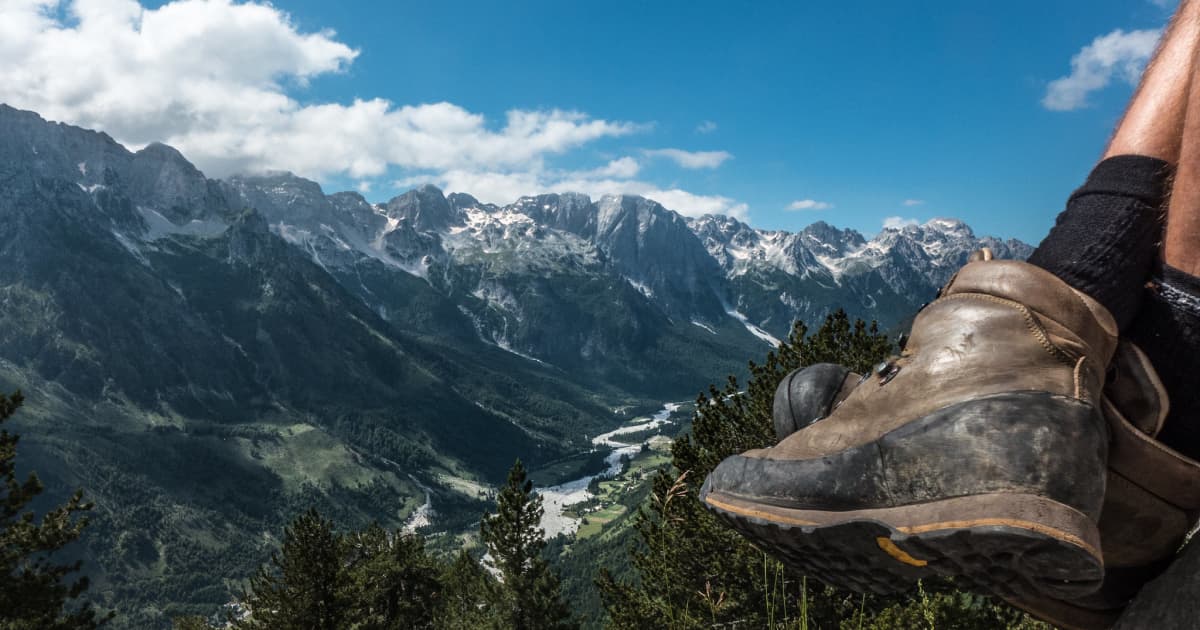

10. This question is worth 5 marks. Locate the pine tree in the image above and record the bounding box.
[435,550,501,630]
[236,508,346,630]
[1,390,109,629]
[481,459,576,630]
[341,523,441,629]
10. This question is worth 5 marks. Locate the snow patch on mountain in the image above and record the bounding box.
[726,309,781,347]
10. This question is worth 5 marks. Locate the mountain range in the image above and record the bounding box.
[0,104,1031,625]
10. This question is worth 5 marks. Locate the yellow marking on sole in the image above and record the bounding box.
[876,537,928,567]
[705,494,1101,561]
[896,519,1100,559]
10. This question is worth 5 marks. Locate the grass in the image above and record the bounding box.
[576,503,626,539]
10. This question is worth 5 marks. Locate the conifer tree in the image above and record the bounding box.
[1,390,109,629]
[435,550,501,630]
[236,508,346,630]
[341,523,441,629]
[481,459,576,630]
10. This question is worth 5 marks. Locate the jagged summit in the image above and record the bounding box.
[384,183,460,231]
[2,102,1031,339]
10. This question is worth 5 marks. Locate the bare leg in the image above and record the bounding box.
[1106,0,1200,161]
[1165,6,1200,274]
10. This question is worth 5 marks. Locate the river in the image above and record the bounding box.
[537,402,681,538]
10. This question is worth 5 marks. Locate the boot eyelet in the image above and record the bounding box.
[878,365,900,385]
[874,360,901,386]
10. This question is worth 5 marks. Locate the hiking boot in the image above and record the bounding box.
[701,257,1118,600]
[771,344,1200,628]
[1004,342,1200,629]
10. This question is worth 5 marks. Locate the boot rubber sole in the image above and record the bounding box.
[702,486,1103,600]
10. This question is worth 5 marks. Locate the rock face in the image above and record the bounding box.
[1114,537,1200,628]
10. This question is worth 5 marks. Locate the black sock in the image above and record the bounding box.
[1028,155,1171,330]
[1127,265,1200,460]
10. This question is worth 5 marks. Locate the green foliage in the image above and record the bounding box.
[435,550,500,630]
[171,616,213,630]
[340,524,442,629]
[1,390,109,629]
[236,509,448,630]
[844,584,1051,630]
[481,460,577,630]
[236,508,346,630]
[598,310,1049,629]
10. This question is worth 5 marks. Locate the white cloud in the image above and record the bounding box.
[0,0,640,179]
[1,0,753,222]
[578,157,641,179]
[902,199,925,207]
[882,216,920,229]
[1043,28,1162,111]
[643,148,733,169]
[696,120,718,134]
[786,199,833,211]
[397,167,749,220]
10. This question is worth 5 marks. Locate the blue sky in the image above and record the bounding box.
[0,0,1176,242]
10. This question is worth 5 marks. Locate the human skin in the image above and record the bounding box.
[1158,1,1200,275]
[1105,0,1200,162]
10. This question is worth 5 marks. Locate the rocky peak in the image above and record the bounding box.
[0,104,131,189]
[125,142,225,223]
[224,171,334,226]
[800,220,866,257]
[447,192,485,211]
[589,195,728,319]
[384,184,459,232]
[513,192,595,235]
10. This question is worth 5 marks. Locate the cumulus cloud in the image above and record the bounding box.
[0,0,638,178]
[397,167,749,220]
[696,120,718,134]
[1043,29,1161,111]
[643,148,733,169]
[577,157,641,179]
[902,199,925,207]
[786,199,833,211]
[0,0,752,220]
[882,216,920,229]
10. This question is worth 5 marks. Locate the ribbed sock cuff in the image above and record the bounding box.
[1028,155,1171,330]
[1070,154,1173,204]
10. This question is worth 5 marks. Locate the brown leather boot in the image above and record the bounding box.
[701,257,1118,600]
[770,343,1200,628]
[1004,342,1200,629]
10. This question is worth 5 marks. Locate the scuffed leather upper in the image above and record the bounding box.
[757,259,1118,461]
